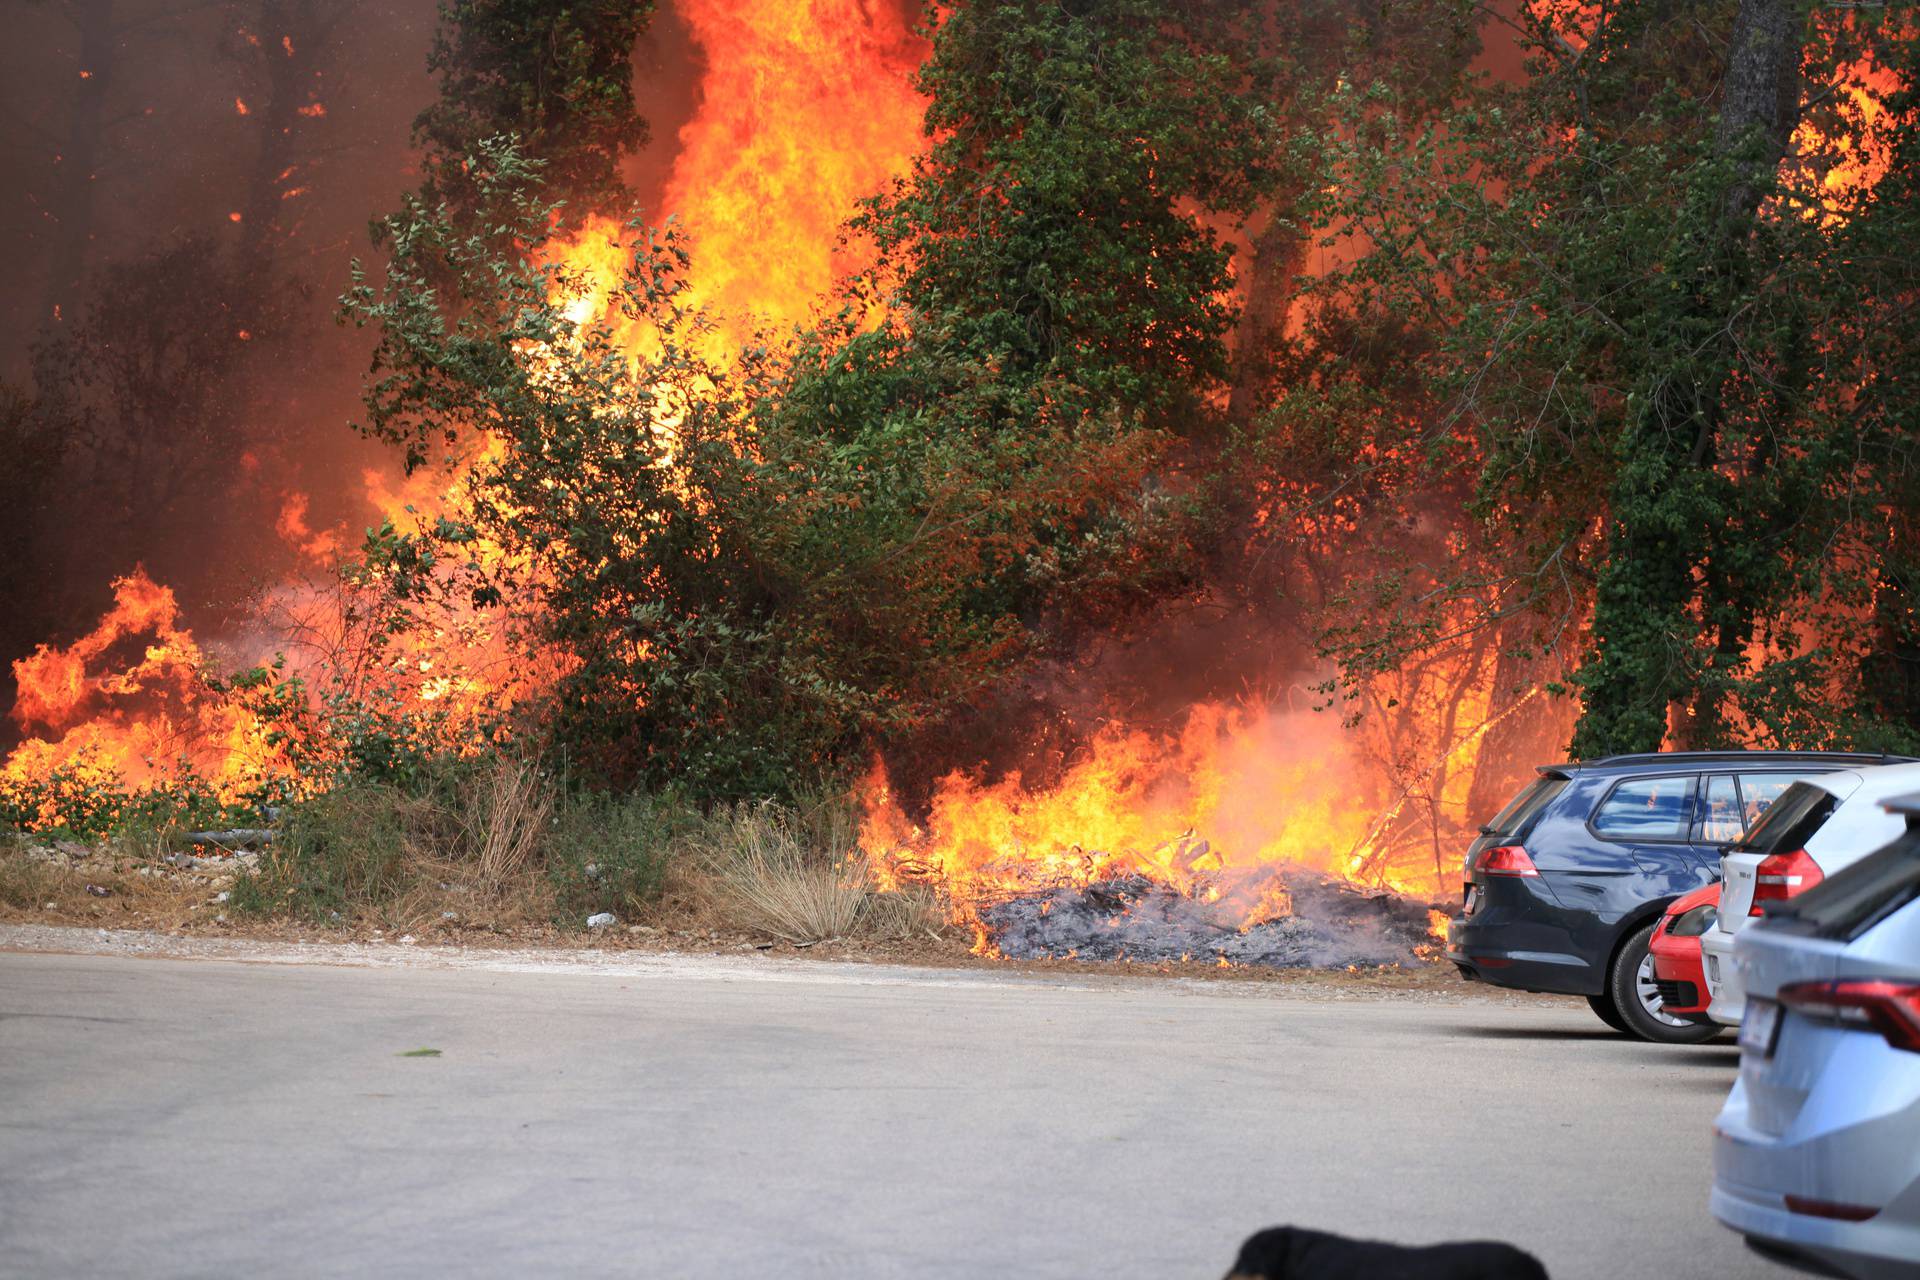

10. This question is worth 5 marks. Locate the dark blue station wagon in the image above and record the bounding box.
[1446,751,1909,1043]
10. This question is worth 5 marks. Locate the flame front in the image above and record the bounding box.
[2,571,286,821]
[860,699,1464,951]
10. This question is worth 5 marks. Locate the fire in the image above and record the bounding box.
[2,571,287,821]
[1788,43,1904,222]
[540,0,928,356]
[861,698,1462,948]
[660,0,927,342]
[2,2,934,831]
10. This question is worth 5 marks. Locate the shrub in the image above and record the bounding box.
[0,837,61,910]
[546,788,689,921]
[228,783,420,922]
[461,755,552,889]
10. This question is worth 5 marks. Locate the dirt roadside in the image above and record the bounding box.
[0,918,1569,1005]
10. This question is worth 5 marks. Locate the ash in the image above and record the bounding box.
[977,867,1439,968]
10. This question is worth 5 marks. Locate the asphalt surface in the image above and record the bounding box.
[0,945,1786,1279]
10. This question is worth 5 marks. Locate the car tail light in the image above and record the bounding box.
[1777,979,1920,1054]
[1475,845,1538,877]
[1749,848,1823,915]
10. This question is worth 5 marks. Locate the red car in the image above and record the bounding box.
[1648,882,1720,1021]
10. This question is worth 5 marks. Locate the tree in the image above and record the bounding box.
[853,0,1286,434]
[345,144,1134,795]
[411,0,654,222]
[1279,0,1920,757]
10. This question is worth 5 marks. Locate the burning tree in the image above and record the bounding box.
[1271,0,1920,759]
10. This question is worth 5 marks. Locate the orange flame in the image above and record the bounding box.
[1788,42,1905,222]
[3,570,286,814]
[658,0,926,343]
[861,698,1469,940]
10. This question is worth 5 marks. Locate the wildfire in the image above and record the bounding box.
[3,0,936,833]
[541,0,927,356]
[1788,41,1905,223]
[860,698,1466,953]
[2,571,286,821]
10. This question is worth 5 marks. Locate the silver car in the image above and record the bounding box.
[1712,792,1920,1278]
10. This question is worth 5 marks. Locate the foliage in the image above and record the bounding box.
[227,782,419,921]
[412,0,654,220]
[545,786,690,919]
[1277,1,1920,755]
[0,750,253,840]
[854,0,1283,432]
[693,798,937,943]
[343,138,1203,796]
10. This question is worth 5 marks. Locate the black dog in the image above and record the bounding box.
[1225,1226,1550,1280]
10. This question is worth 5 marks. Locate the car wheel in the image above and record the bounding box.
[1609,922,1722,1044]
[1586,991,1630,1034]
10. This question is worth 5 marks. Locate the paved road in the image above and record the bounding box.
[0,947,1783,1280]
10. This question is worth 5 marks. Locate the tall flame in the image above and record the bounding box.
[661,0,926,342]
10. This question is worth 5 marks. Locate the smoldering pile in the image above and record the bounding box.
[976,864,1442,968]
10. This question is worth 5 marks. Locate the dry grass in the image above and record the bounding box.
[6,767,948,948]
[696,801,944,943]
[464,756,553,889]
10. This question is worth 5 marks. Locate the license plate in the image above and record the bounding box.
[1464,885,1480,915]
[1740,999,1782,1059]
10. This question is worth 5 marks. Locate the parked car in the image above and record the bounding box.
[1712,791,1920,1279]
[1447,751,1905,1043]
[1649,882,1720,1022]
[1702,760,1920,1027]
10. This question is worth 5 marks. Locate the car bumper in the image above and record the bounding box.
[1649,928,1710,1014]
[1702,929,1746,1026]
[1712,1174,1920,1280]
[1447,880,1600,996]
[1715,1036,1920,1280]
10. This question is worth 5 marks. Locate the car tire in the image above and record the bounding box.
[1609,922,1723,1044]
[1586,991,1630,1034]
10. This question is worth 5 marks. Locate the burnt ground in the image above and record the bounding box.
[978,866,1441,968]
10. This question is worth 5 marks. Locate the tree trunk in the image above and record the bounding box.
[1227,209,1306,423]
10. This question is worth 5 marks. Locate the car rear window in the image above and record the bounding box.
[1737,772,1813,831]
[1767,827,1920,942]
[1734,781,1838,856]
[1482,774,1569,836]
[1591,775,1696,840]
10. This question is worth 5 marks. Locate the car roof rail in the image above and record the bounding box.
[1542,750,1916,772]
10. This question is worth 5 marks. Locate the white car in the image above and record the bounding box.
[1702,761,1920,1026]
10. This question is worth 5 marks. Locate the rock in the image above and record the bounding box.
[399,934,416,944]
[441,911,459,921]
[586,912,617,928]
[214,890,231,903]
[85,884,110,898]
[626,924,656,936]
[584,863,603,881]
